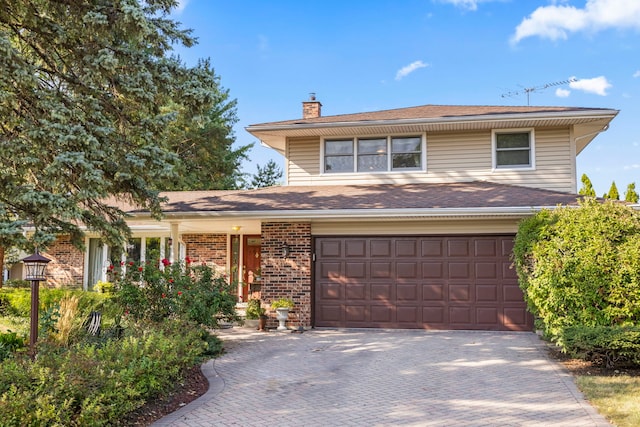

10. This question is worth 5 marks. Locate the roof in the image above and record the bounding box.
[250,104,609,127]
[245,104,618,155]
[121,182,582,218]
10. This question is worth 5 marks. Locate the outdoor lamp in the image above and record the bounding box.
[21,250,51,357]
[282,243,291,258]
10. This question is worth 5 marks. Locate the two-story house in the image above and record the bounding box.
[40,97,618,331]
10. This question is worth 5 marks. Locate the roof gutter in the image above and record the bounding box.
[127,206,566,221]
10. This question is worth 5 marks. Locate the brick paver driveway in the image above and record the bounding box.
[154,328,610,427]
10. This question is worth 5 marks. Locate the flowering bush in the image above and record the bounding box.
[110,259,238,327]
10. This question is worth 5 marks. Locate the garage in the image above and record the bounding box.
[314,235,533,331]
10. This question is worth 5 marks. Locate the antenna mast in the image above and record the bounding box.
[501,78,577,105]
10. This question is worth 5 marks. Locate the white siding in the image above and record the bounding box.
[286,127,575,193]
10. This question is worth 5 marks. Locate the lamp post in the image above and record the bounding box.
[21,250,51,357]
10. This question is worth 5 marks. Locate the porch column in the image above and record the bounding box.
[170,222,180,263]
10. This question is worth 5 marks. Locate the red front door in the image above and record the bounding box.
[242,235,261,301]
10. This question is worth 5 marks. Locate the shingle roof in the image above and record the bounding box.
[249,104,610,127]
[121,182,582,216]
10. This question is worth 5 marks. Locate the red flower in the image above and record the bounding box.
[108,265,114,271]
[185,257,192,264]
[161,293,166,298]
[169,278,174,283]
[120,261,125,266]
[138,266,143,271]
[161,258,171,266]
[177,291,182,296]
[129,261,134,266]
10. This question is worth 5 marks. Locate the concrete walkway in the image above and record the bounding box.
[153,328,610,427]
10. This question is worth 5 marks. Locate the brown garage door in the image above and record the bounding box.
[314,235,533,331]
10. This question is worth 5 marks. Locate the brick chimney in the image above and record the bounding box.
[302,93,322,119]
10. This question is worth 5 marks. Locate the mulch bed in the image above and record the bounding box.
[122,364,210,426]
[547,345,640,377]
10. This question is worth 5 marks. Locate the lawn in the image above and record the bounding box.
[576,375,640,427]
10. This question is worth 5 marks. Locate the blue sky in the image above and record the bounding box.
[171,0,640,197]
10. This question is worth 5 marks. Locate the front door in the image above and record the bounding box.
[243,235,261,301]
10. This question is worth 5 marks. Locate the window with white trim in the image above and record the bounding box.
[324,135,423,173]
[493,129,534,169]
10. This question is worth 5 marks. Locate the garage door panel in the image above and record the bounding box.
[371,262,392,278]
[371,240,392,257]
[319,282,342,299]
[396,240,418,257]
[345,240,366,257]
[370,305,393,323]
[397,305,419,323]
[397,284,419,301]
[397,262,418,278]
[345,262,366,278]
[449,284,471,302]
[314,235,532,331]
[422,239,444,257]
[476,262,497,279]
[320,262,342,279]
[448,240,470,257]
[345,283,366,300]
[345,305,367,322]
[449,262,470,278]
[476,284,498,302]
[503,284,525,302]
[422,262,444,278]
[320,240,342,257]
[423,306,446,325]
[449,307,472,325]
[423,283,445,301]
[371,283,393,301]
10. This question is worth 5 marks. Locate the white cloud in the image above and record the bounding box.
[569,76,612,96]
[174,0,189,14]
[634,70,640,78]
[511,0,640,44]
[436,0,501,11]
[395,60,429,81]
[623,164,640,170]
[555,88,571,97]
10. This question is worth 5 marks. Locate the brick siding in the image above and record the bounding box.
[45,236,84,289]
[182,234,227,270]
[260,222,312,328]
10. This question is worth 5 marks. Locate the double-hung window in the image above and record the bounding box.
[324,135,423,173]
[493,129,534,169]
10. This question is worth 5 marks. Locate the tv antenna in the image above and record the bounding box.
[501,78,577,105]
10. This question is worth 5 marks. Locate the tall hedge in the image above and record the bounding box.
[513,198,640,340]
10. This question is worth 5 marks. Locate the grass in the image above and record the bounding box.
[575,375,640,427]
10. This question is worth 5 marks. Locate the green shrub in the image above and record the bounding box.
[112,260,238,327]
[0,331,26,361]
[3,279,30,289]
[513,199,640,341]
[0,319,210,426]
[245,298,265,319]
[561,325,640,368]
[271,298,294,309]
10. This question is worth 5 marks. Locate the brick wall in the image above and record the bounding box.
[45,236,84,289]
[260,222,312,328]
[182,234,227,271]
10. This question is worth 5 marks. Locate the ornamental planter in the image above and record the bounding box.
[275,308,290,331]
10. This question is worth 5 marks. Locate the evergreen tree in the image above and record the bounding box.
[625,182,639,203]
[249,160,284,189]
[578,174,596,197]
[604,181,620,200]
[0,0,232,252]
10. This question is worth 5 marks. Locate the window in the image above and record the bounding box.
[493,130,534,169]
[324,135,423,173]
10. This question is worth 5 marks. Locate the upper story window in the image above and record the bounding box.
[492,129,535,170]
[324,135,423,173]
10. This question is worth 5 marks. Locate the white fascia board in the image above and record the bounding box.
[131,206,565,222]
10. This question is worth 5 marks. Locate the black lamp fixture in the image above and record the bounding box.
[282,243,291,258]
[21,249,51,357]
